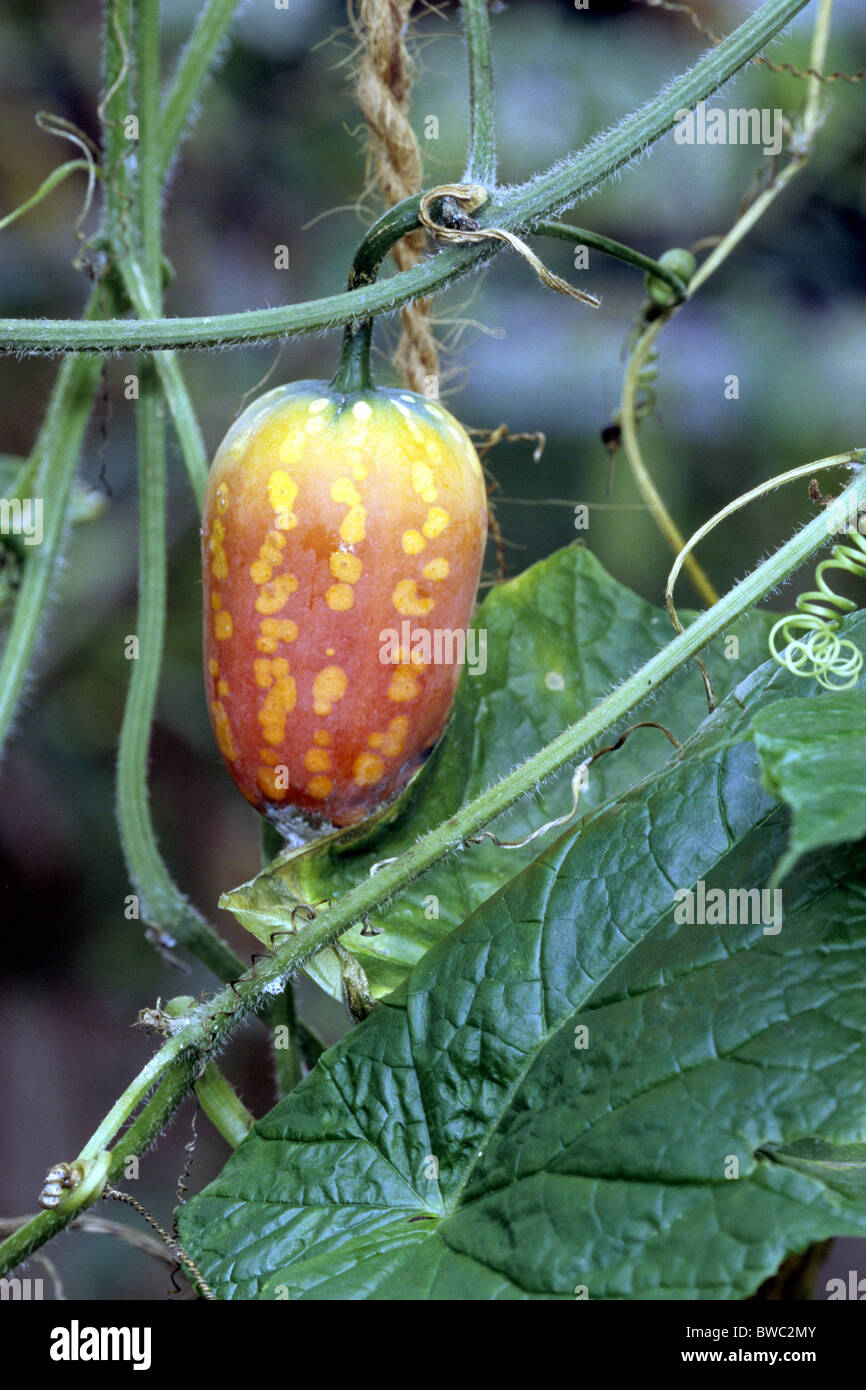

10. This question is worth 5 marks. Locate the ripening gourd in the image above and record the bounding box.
[201,350,487,842]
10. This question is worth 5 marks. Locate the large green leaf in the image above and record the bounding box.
[224,546,774,1000]
[750,690,866,884]
[179,617,866,1299]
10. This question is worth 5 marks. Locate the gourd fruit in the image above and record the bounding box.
[202,361,487,842]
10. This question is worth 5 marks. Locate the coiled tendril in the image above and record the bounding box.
[769,527,866,689]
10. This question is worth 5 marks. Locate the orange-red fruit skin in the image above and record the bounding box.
[202,383,487,837]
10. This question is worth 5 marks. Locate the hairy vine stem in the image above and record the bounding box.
[0,0,241,756]
[461,0,497,186]
[617,0,836,606]
[0,0,812,353]
[116,0,245,982]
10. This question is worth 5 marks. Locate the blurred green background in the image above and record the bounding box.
[1,0,865,1299]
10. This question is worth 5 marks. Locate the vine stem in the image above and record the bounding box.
[158,0,243,178]
[618,0,835,603]
[134,0,162,291]
[116,352,241,981]
[665,451,859,633]
[530,220,688,297]
[121,259,209,507]
[461,0,496,186]
[620,310,719,606]
[100,0,133,252]
[0,0,243,759]
[4,456,865,1279]
[0,0,813,352]
[261,823,304,1096]
[688,0,833,298]
[117,1,244,983]
[0,293,114,750]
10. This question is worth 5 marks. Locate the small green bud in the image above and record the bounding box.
[644,247,697,305]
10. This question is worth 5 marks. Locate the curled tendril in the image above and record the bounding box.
[769,528,866,689]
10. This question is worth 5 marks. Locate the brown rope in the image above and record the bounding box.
[352,0,439,391]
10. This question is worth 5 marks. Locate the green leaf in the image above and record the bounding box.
[179,624,866,1299]
[757,1138,866,1204]
[750,691,866,885]
[223,546,774,1001]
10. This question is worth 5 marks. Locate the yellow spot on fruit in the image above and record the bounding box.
[214,610,233,640]
[423,557,450,582]
[250,558,273,585]
[208,518,228,580]
[345,447,368,480]
[352,400,372,421]
[305,415,324,435]
[329,552,363,583]
[383,715,409,757]
[208,658,219,677]
[368,715,409,757]
[210,700,237,761]
[340,504,366,544]
[217,679,230,697]
[423,507,449,539]
[312,665,348,717]
[353,752,385,787]
[402,529,426,555]
[268,470,297,506]
[268,470,299,530]
[392,578,435,617]
[331,478,367,544]
[257,766,287,800]
[313,729,331,747]
[331,477,361,506]
[304,747,331,773]
[216,483,229,514]
[325,647,335,657]
[255,573,298,615]
[258,671,298,745]
[259,747,280,766]
[326,583,354,612]
[412,460,437,504]
[426,441,442,464]
[308,398,329,414]
[256,618,298,653]
[388,665,420,702]
[254,656,291,689]
[306,775,333,800]
[260,533,285,564]
[278,434,304,465]
[211,591,222,610]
